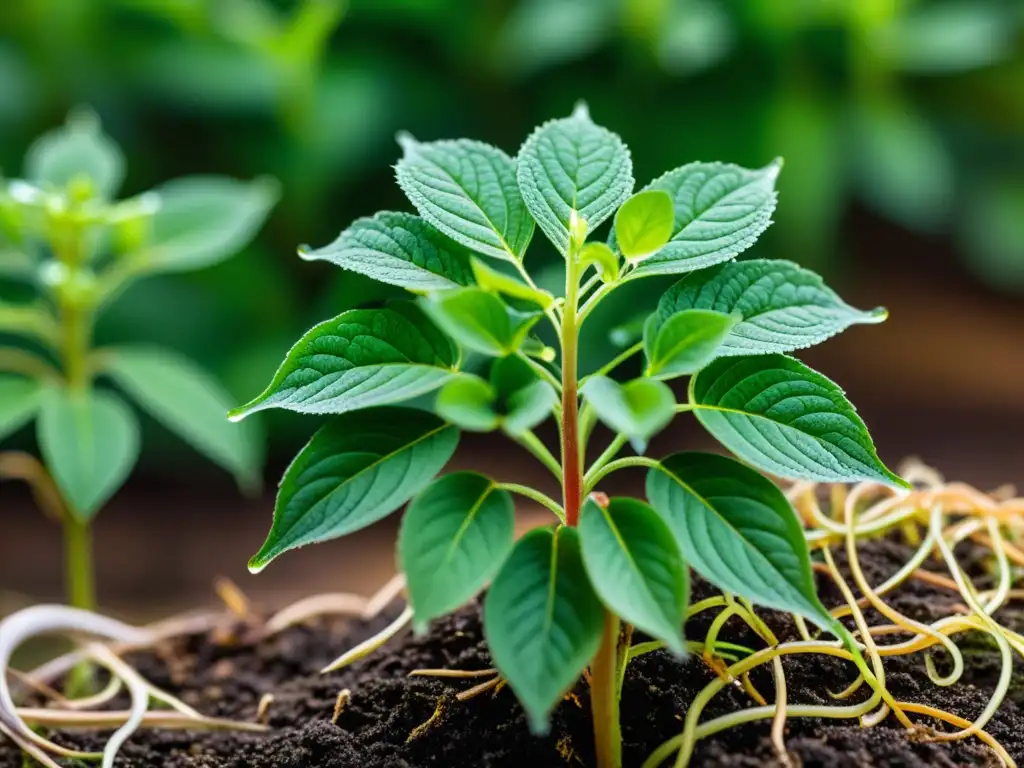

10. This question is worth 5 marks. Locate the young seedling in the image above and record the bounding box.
[233,103,907,767]
[0,109,275,611]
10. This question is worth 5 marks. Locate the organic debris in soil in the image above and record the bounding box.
[3,540,1024,768]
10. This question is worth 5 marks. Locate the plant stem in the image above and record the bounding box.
[585,456,659,494]
[580,341,644,385]
[496,483,564,522]
[63,515,95,612]
[511,430,563,481]
[560,254,582,526]
[590,612,623,768]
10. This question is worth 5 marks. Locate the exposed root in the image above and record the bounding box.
[406,698,445,743]
[0,605,267,766]
[643,469,1024,768]
[331,689,351,724]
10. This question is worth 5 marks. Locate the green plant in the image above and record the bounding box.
[0,109,275,611]
[233,103,906,767]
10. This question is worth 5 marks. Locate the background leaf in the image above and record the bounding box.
[421,287,540,357]
[579,496,688,653]
[396,137,534,261]
[517,103,633,254]
[249,407,458,572]
[484,526,604,734]
[26,109,124,199]
[37,387,140,521]
[400,472,515,632]
[615,189,675,263]
[625,160,780,278]
[643,308,736,379]
[690,355,906,487]
[647,452,833,627]
[0,376,42,441]
[471,258,555,308]
[582,375,674,445]
[104,346,263,491]
[145,175,279,272]
[230,303,457,418]
[435,374,501,432]
[650,259,886,356]
[301,212,474,292]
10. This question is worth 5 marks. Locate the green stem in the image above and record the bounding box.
[516,351,562,393]
[63,515,95,612]
[580,341,644,386]
[60,301,92,391]
[590,612,622,768]
[496,482,564,522]
[584,455,659,494]
[583,434,629,489]
[561,254,582,526]
[511,430,563,481]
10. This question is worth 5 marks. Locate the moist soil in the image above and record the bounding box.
[4,539,1024,767]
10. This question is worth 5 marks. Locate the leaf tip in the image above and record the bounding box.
[247,554,269,574]
[396,131,420,155]
[528,711,552,736]
[571,100,591,121]
[867,306,889,323]
[226,406,250,423]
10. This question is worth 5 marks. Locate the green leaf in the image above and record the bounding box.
[579,242,619,282]
[400,472,515,632]
[230,303,458,419]
[27,109,124,199]
[395,136,534,262]
[145,176,278,272]
[103,347,263,492]
[503,379,557,437]
[579,497,688,653]
[0,377,43,441]
[421,288,540,357]
[490,354,557,436]
[517,103,633,254]
[690,355,907,487]
[435,375,501,432]
[249,408,458,572]
[643,308,737,380]
[647,452,833,628]
[624,160,780,278]
[471,258,555,308]
[650,260,887,357]
[300,212,474,292]
[581,375,674,446]
[0,302,58,348]
[36,387,140,521]
[484,526,604,734]
[614,189,675,263]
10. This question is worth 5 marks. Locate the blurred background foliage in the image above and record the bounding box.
[1,0,1023,474]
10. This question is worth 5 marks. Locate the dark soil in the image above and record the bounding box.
[4,539,1024,767]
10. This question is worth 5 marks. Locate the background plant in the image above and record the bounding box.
[0,110,275,610]
[233,103,908,767]
[2,0,1021,476]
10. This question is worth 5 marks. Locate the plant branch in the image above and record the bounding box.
[584,455,658,493]
[510,430,562,481]
[583,434,630,491]
[0,349,60,381]
[496,482,564,522]
[580,341,644,386]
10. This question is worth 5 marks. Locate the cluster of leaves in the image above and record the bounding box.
[0,111,274,526]
[1,2,1020,459]
[234,103,906,733]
